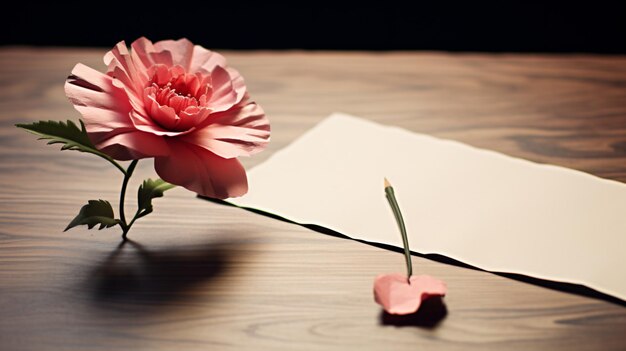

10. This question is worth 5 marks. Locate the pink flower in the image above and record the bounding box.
[65,37,270,198]
[374,274,447,315]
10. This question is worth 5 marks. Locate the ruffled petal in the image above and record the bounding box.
[227,67,247,104]
[195,48,228,73]
[145,93,180,130]
[208,66,241,112]
[104,40,148,96]
[64,63,134,134]
[175,107,211,132]
[154,140,248,198]
[130,37,174,69]
[89,128,170,160]
[129,37,155,73]
[153,38,194,71]
[65,64,169,160]
[181,102,269,159]
[129,110,191,137]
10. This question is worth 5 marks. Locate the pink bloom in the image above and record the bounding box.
[65,37,270,198]
[374,274,447,315]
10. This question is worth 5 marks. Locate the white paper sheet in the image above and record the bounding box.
[230,113,626,301]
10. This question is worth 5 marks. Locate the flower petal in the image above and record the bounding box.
[64,63,133,133]
[65,64,169,160]
[154,141,248,198]
[129,37,155,72]
[227,67,247,104]
[104,40,148,96]
[90,128,170,160]
[374,274,447,315]
[145,93,180,130]
[175,107,211,132]
[130,37,174,69]
[181,102,270,159]
[195,48,228,73]
[208,66,241,112]
[153,38,195,71]
[130,110,194,137]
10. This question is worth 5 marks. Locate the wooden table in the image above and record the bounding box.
[1,48,625,350]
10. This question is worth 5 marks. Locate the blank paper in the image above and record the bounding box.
[229,113,626,301]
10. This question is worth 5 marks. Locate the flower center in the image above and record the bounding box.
[152,82,201,114]
[142,64,215,132]
[146,64,211,115]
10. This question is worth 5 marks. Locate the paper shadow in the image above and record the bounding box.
[86,239,236,313]
[201,196,626,308]
[380,296,448,328]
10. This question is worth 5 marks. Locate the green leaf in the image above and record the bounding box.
[65,200,119,231]
[16,120,114,161]
[137,178,176,218]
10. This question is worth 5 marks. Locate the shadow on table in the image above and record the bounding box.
[85,238,239,313]
[380,296,448,328]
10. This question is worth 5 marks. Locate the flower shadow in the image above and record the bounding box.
[86,239,239,314]
[379,296,448,328]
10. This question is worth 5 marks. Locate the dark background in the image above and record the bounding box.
[1,2,624,53]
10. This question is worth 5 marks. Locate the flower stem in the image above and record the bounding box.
[119,160,138,240]
[89,150,128,175]
[384,178,413,281]
[108,158,128,175]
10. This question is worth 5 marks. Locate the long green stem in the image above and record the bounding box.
[119,160,138,240]
[384,179,413,281]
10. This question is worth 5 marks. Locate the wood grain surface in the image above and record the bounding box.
[1,47,625,351]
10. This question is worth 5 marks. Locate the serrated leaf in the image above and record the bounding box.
[137,178,176,218]
[65,200,119,231]
[16,120,113,161]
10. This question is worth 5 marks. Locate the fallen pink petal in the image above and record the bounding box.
[374,273,447,315]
